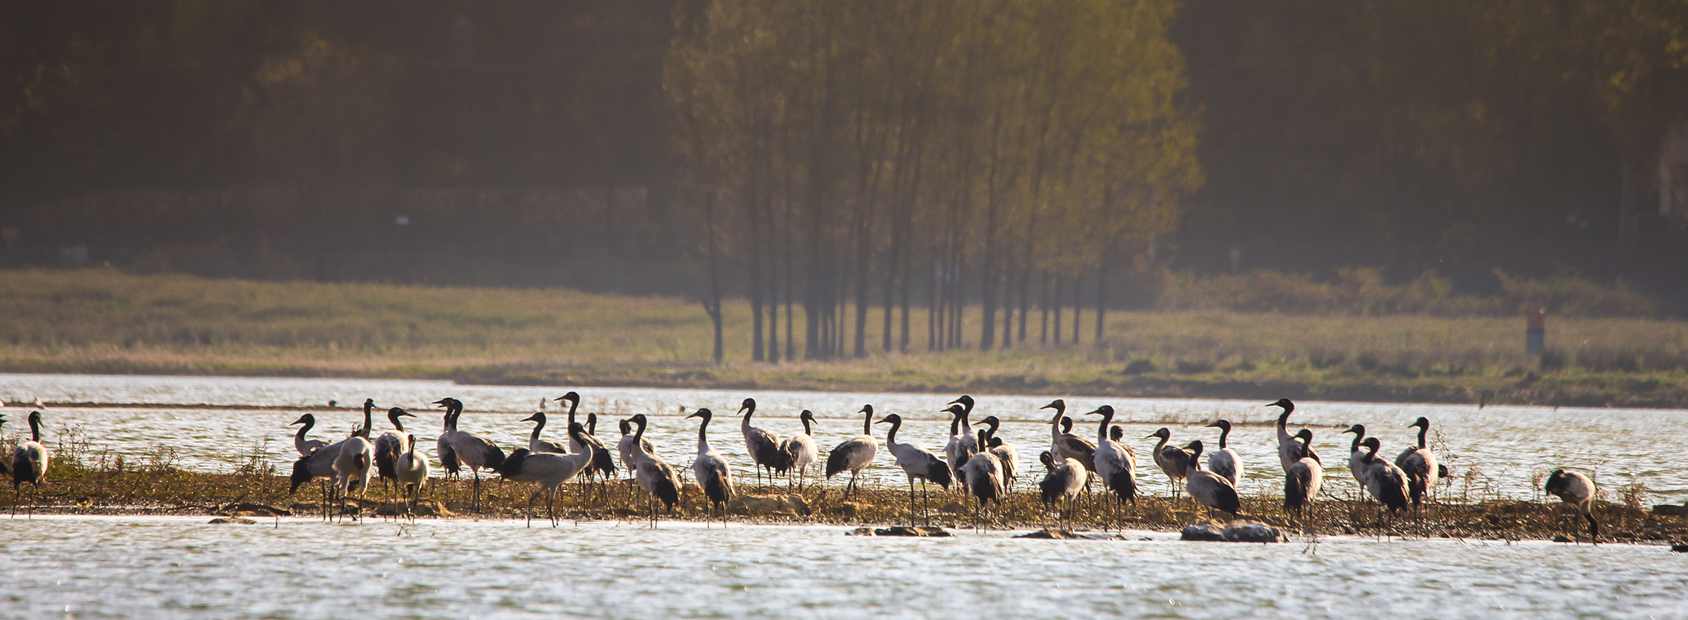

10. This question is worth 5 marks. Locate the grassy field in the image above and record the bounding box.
[6,268,1688,407]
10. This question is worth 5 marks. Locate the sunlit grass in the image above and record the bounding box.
[5,268,1688,406]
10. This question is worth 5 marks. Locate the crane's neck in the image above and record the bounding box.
[801,416,813,436]
[294,417,314,453]
[390,412,406,433]
[565,398,579,427]
[30,415,42,442]
[740,407,754,431]
[1349,430,1364,454]
[885,418,901,446]
[1218,424,1230,449]
[359,403,373,439]
[1276,410,1291,437]
[633,417,648,449]
[1416,424,1429,449]
[1154,433,1169,452]
[861,411,872,436]
[587,414,597,436]
[1095,412,1113,444]
[696,418,712,455]
[950,413,960,437]
[528,421,544,446]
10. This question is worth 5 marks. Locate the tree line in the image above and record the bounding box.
[667,0,1199,362]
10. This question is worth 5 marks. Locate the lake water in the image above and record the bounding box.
[1,516,1683,619]
[0,373,1682,504]
[2,374,1686,618]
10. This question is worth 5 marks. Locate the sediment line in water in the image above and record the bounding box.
[14,463,1682,545]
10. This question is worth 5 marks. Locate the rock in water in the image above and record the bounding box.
[1180,523,1226,541]
[850,526,951,537]
[1017,528,1076,539]
[1181,521,1287,543]
[1672,542,1688,553]
[1222,521,1287,543]
[208,517,257,525]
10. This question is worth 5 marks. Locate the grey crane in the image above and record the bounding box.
[825,405,878,499]
[877,413,952,525]
[1147,427,1194,499]
[9,411,50,518]
[685,408,735,525]
[1204,419,1243,488]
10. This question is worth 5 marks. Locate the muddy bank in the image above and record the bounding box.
[13,463,1685,545]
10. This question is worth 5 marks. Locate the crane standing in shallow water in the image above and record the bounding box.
[1085,405,1137,528]
[434,398,506,513]
[779,410,819,491]
[332,433,375,522]
[1283,429,1324,522]
[1038,450,1085,530]
[1181,440,1241,520]
[826,405,879,499]
[372,407,416,505]
[737,398,789,488]
[961,429,1004,531]
[1147,427,1194,500]
[686,408,735,526]
[495,425,595,528]
[629,414,681,528]
[877,413,952,525]
[1396,417,1440,514]
[10,411,50,518]
[394,434,429,519]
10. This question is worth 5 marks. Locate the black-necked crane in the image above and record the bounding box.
[825,405,878,499]
[1147,427,1194,500]
[685,408,735,525]
[495,424,595,528]
[9,411,50,518]
[1270,398,1318,471]
[1204,419,1243,488]
[617,418,652,474]
[354,398,377,439]
[520,411,570,454]
[555,391,617,490]
[737,397,790,488]
[1358,436,1410,517]
[373,406,417,504]
[979,415,1018,491]
[1544,469,1598,543]
[629,413,681,527]
[1045,400,1096,475]
[289,413,327,457]
[332,434,375,522]
[434,397,506,513]
[1084,405,1137,526]
[876,412,952,525]
[1037,450,1085,529]
[289,440,343,520]
[1395,417,1440,512]
[1283,429,1324,521]
[1181,440,1241,520]
[780,410,819,490]
[1342,424,1371,499]
[942,403,978,489]
[394,434,429,519]
[435,403,461,481]
[960,429,1004,531]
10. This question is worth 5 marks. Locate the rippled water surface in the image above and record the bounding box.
[1,373,1684,504]
[0,516,1683,619]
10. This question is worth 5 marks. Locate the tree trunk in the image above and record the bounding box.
[1094,255,1107,346]
[703,191,724,364]
[1052,275,1063,345]
[1070,275,1081,345]
[1039,270,1049,345]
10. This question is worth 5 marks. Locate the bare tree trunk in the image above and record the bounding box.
[1052,275,1063,346]
[702,191,724,364]
[1001,268,1013,350]
[1094,253,1107,346]
[1070,275,1081,345]
[1039,271,1050,345]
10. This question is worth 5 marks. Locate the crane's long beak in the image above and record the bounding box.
[875,417,892,424]
[521,414,539,422]
[432,399,450,406]
[685,412,702,419]
[1083,408,1103,416]
[1142,433,1157,439]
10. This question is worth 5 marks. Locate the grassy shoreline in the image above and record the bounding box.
[7,268,1688,408]
[13,460,1682,545]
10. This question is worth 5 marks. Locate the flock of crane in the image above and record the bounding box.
[2,394,1601,540]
